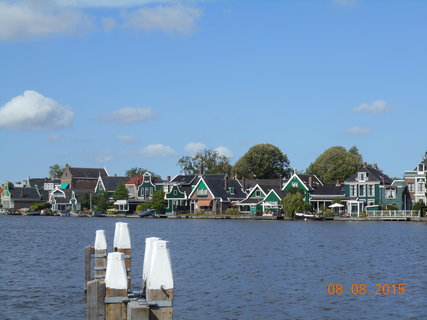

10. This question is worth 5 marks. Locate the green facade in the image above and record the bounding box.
[165,185,186,214]
[283,176,310,202]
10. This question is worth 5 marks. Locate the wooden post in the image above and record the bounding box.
[84,246,94,292]
[87,279,105,320]
[116,222,132,290]
[94,230,107,280]
[113,222,122,252]
[142,237,161,293]
[105,252,128,320]
[146,240,174,320]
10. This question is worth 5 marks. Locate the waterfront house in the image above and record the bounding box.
[309,182,346,213]
[403,159,427,206]
[282,173,323,202]
[188,174,246,214]
[237,179,284,215]
[94,175,129,195]
[49,187,82,211]
[344,163,409,216]
[60,165,108,191]
[137,172,162,201]
[164,174,198,214]
[0,183,42,210]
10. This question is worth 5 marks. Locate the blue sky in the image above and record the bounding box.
[1,0,426,182]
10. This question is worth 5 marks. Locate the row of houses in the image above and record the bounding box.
[1,159,426,217]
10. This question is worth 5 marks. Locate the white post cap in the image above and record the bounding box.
[143,237,161,281]
[105,252,128,290]
[117,222,131,249]
[113,222,122,249]
[147,240,174,290]
[94,230,107,250]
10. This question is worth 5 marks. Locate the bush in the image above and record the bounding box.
[136,203,152,211]
[412,201,424,211]
[360,211,367,218]
[30,202,51,210]
[226,209,241,215]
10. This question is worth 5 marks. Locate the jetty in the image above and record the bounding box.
[85,222,174,320]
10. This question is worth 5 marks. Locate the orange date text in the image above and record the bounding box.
[327,283,405,295]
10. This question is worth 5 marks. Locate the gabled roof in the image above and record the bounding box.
[190,175,246,201]
[171,174,198,185]
[344,167,392,184]
[28,178,60,189]
[102,176,129,191]
[282,173,323,190]
[68,167,108,178]
[73,180,98,190]
[126,175,143,186]
[311,183,345,196]
[10,187,41,201]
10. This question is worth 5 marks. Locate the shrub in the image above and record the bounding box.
[226,208,241,215]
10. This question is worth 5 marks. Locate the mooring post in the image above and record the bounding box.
[113,222,122,252]
[94,230,107,280]
[105,252,128,320]
[142,237,161,293]
[146,240,174,320]
[84,246,94,292]
[116,222,132,291]
[87,279,106,320]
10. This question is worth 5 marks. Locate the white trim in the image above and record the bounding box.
[188,176,215,199]
[282,173,310,191]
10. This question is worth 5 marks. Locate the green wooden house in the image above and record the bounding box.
[282,173,323,202]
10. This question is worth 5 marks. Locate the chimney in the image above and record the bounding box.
[374,163,378,170]
[167,176,171,182]
[308,176,313,188]
[199,163,204,175]
[363,162,367,168]
[224,174,229,191]
[336,180,340,186]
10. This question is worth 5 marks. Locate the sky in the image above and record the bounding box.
[1,0,426,182]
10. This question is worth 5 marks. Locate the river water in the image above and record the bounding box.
[0,216,426,319]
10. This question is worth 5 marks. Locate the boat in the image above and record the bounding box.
[137,209,156,218]
[295,212,325,221]
[27,210,41,216]
[91,211,105,217]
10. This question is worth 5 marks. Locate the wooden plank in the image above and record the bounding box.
[84,246,94,292]
[105,288,128,320]
[87,279,105,320]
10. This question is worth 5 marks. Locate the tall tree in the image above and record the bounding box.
[282,192,308,218]
[178,149,232,175]
[93,191,109,212]
[125,167,161,179]
[49,164,64,179]
[151,189,167,214]
[232,144,291,179]
[112,183,129,201]
[306,146,363,183]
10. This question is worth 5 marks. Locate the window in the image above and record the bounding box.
[255,190,262,197]
[357,172,367,182]
[292,182,298,188]
[351,185,356,197]
[408,183,415,192]
[173,190,177,195]
[359,185,365,196]
[197,188,207,196]
[368,185,374,196]
[385,188,396,199]
[228,187,235,195]
[418,183,425,192]
[150,188,154,196]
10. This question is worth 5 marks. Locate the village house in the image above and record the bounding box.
[403,159,427,206]
[188,174,246,214]
[0,182,43,210]
[164,174,198,215]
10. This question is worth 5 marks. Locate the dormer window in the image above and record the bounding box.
[357,172,367,182]
[228,187,235,195]
[255,190,262,197]
[418,164,425,172]
[292,182,298,188]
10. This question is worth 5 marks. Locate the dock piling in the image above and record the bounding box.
[94,230,107,280]
[105,252,128,320]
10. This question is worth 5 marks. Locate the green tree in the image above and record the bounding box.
[306,146,363,183]
[93,191,109,212]
[80,193,91,210]
[178,149,232,175]
[125,167,161,179]
[282,192,308,218]
[49,164,64,179]
[232,143,291,179]
[150,189,167,214]
[112,183,129,201]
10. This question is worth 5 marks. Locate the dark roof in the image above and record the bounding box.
[28,178,59,189]
[51,189,88,203]
[242,179,281,192]
[102,176,129,191]
[282,174,323,190]
[68,167,108,178]
[344,167,392,184]
[171,175,198,185]
[73,180,98,190]
[202,175,246,201]
[10,188,41,201]
[311,184,345,196]
[239,198,262,205]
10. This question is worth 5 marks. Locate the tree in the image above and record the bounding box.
[282,192,308,218]
[150,189,167,214]
[80,193,91,210]
[93,191,109,212]
[49,164,64,179]
[232,144,291,179]
[306,146,363,184]
[125,167,161,179]
[113,183,129,201]
[178,149,232,175]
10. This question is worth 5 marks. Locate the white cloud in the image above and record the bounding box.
[0,90,73,130]
[185,142,206,155]
[215,146,233,158]
[0,2,93,41]
[101,17,116,31]
[57,0,169,7]
[117,135,139,143]
[99,107,156,124]
[122,5,202,34]
[353,100,391,113]
[346,126,372,135]
[140,144,175,157]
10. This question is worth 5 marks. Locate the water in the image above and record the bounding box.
[0,216,426,319]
